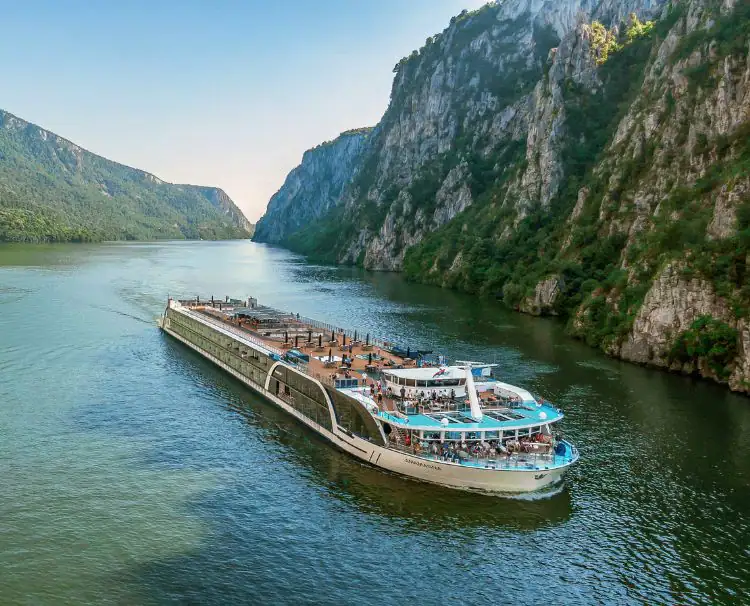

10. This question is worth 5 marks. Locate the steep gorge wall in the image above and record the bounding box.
[256,0,750,393]
[253,129,372,244]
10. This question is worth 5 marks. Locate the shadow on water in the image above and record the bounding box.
[0,242,100,269]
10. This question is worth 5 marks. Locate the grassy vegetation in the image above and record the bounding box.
[589,14,655,65]
[669,316,738,380]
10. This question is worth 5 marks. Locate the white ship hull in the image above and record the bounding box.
[161,319,571,493]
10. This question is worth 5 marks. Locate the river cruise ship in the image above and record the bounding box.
[159,296,578,493]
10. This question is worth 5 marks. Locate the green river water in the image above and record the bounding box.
[1,240,749,605]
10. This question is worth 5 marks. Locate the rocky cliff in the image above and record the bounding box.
[0,109,252,242]
[253,128,372,244]
[256,0,750,393]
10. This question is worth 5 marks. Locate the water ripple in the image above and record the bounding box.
[1,241,749,605]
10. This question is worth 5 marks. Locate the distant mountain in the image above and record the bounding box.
[0,109,253,242]
[253,128,372,244]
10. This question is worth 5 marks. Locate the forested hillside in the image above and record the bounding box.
[0,110,252,242]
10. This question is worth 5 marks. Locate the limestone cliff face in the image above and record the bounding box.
[266,0,666,269]
[566,0,750,390]
[342,0,668,269]
[257,0,750,393]
[253,129,372,244]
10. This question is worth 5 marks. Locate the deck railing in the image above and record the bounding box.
[181,307,285,357]
[177,297,475,367]
[291,313,393,352]
[387,442,577,471]
[178,297,451,364]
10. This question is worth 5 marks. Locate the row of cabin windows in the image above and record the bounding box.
[170,311,271,372]
[170,312,382,442]
[271,365,327,405]
[169,314,269,385]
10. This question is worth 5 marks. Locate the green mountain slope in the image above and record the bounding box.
[0,109,252,242]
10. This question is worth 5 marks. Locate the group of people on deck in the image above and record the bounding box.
[396,432,560,463]
[368,381,385,405]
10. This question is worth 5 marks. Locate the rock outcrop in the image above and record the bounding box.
[520,275,563,315]
[255,0,750,393]
[616,263,731,365]
[253,128,372,244]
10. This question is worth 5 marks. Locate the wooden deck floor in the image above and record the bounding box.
[195,306,408,412]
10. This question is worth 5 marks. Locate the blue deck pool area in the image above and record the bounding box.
[372,402,563,431]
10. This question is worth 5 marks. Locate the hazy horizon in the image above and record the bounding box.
[2,0,487,223]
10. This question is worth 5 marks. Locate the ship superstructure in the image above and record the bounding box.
[160,296,578,492]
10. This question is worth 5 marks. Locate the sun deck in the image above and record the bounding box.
[382,406,561,431]
[174,298,564,433]
[340,387,561,430]
[178,299,424,385]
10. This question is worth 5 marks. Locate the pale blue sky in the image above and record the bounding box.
[1,0,487,221]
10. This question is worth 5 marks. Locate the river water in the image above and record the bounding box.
[1,240,749,605]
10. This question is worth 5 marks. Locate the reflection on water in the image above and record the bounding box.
[1,240,750,605]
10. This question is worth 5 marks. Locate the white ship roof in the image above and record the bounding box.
[382,366,467,380]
